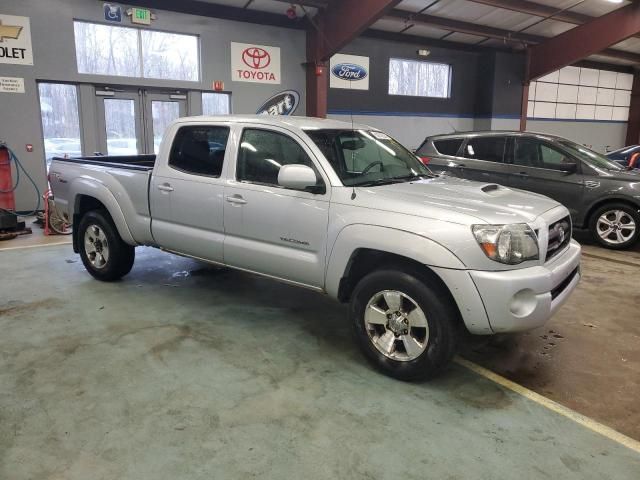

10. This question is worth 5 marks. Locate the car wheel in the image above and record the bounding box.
[350,267,459,381]
[78,210,135,281]
[589,203,640,250]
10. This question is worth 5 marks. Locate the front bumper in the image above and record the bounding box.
[469,239,581,333]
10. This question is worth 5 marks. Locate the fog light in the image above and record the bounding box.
[509,289,537,318]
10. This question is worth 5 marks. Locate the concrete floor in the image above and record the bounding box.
[1,241,640,479]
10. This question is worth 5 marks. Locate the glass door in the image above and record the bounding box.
[143,92,187,154]
[96,89,143,156]
[95,88,187,155]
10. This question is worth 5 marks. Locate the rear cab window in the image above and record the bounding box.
[169,126,230,177]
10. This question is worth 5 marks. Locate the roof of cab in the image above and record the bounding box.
[174,114,374,131]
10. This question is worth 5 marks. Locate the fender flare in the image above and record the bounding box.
[324,223,466,298]
[71,178,136,246]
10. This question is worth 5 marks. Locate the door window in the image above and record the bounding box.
[151,101,180,154]
[463,137,506,163]
[433,138,463,156]
[237,129,318,187]
[168,126,229,177]
[514,138,574,170]
[104,99,138,155]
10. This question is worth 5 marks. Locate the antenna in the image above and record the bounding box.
[447,119,459,133]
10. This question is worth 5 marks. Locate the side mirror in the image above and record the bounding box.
[278,164,318,191]
[559,162,578,173]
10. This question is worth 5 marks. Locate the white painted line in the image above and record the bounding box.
[0,241,72,251]
[455,357,640,454]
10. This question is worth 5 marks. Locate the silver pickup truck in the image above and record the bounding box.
[50,115,581,380]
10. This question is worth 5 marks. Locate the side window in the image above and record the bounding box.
[513,138,541,168]
[540,143,572,170]
[169,126,229,176]
[237,129,318,187]
[433,138,463,156]
[463,137,506,163]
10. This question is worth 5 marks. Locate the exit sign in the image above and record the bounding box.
[131,7,151,25]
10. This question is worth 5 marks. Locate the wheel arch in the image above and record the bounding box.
[71,182,136,252]
[584,196,640,228]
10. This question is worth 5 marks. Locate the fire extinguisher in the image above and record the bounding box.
[0,143,41,214]
[0,144,15,211]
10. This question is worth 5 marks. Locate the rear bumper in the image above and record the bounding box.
[469,240,581,333]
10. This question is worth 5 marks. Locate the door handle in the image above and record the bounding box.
[514,171,529,178]
[157,183,174,192]
[450,162,465,168]
[226,195,247,205]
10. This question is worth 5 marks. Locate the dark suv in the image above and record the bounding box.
[417,131,640,249]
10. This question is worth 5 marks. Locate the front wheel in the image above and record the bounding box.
[77,210,135,281]
[589,203,640,250]
[350,267,459,381]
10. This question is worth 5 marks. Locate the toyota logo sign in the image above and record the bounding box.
[232,42,281,84]
[242,47,271,70]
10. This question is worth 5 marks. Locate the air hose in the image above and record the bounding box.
[0,143,41,216]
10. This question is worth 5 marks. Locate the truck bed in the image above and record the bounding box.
[53,154,156,171]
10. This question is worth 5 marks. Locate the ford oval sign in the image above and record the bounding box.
[256,90,299,116]
[331,63,368,81]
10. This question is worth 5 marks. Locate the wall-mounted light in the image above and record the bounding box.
[417,49,431,57]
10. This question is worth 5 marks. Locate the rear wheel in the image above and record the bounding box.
[78,210,135,281]
[589,203,639,250]
[350,267,459,381]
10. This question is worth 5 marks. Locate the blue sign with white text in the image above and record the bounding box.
[331,63,368,81]
[104,4,122,23]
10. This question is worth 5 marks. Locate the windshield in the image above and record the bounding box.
[305,129,432,186]
[558,139,624,171]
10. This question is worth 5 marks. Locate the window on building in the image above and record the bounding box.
[74,21,200,81]
[169,126,230,177]
[237,129,316,187]
[38,83,82,169]
[202,93,231,115]
[388,58,451,98]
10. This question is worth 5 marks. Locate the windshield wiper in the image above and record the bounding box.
[354,174,431,187]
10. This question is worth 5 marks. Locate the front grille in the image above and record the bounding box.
[551,267,579,300]
[546,216,572,261]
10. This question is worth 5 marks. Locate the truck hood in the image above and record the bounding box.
[355,176,560,224]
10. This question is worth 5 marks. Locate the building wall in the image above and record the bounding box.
[527,120,627,153]
[1,0,306,210]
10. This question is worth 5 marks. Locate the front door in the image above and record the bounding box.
[95,87,187,155]
[223,125,330,288]
[509,137,584,220]
[149,122,231,262]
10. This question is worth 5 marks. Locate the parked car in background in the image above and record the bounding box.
[606,145,640,169]
[49,116,581,380]
[417,131,640,250]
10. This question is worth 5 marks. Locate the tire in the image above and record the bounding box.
[350,267,459,381]
[588,203,640,250]
[77,210,135,281]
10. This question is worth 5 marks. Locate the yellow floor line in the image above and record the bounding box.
[455,356,640,454]
[0,240,72,251]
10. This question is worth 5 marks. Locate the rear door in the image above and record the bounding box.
[508,137,585,219]
[149,123,231,261]
[459,135,512,185]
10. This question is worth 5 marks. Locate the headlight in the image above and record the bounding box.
[472,224,539,265]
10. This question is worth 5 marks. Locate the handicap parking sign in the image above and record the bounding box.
[104,4,122,23]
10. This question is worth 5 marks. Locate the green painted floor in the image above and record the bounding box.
[1,245,639,479]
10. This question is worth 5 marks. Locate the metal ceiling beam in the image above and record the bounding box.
[306,0,402,118]
[267,0,329,8]
[466,0,591,25]
[385,9,640,65]
[309,0,403,61]
[528,1,640,80]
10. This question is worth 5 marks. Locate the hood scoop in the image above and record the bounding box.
[480,183,505,195]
